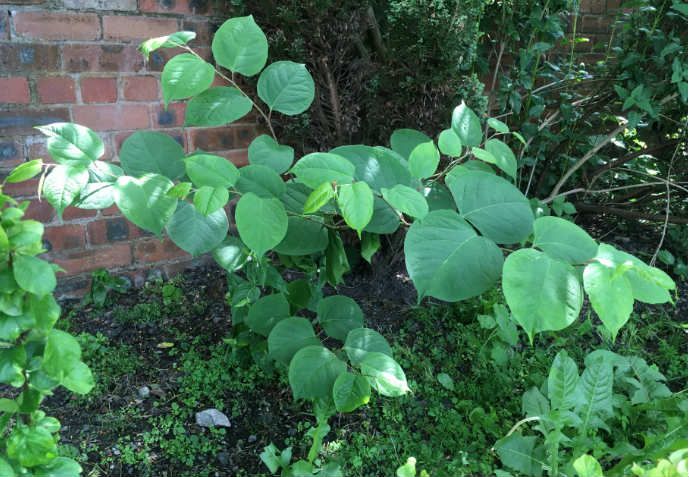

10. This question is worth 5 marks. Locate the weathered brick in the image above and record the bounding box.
[580,0,605,13]
[189,127,235,151]
[145,46,211,72]
[2,177,38,197]
[151,102,186,128]
[81,77,118,103]
[1,44,60,73]
[24,199,54,223]
[36,76,76,104]
[63,0,137,10]
[87,217,148,245]
[182,19,215,44]
[122,75,159,101]
[216,149,249,167]
[55,274,91,299]
[73,104,150,131]
[51,242,132,275]
[62,207,97,221]
[133,237,189,264]
[63,45,145,73]
[233,125,257,148]
[0,11,9,41]
[0,139,24,168]
[580,15,612,33]
[103,15,178,42]
[140,0,212,15]
[0,77,30,104]
[43,224,86,252]
[13,12,100,41]
[0,108,70,136]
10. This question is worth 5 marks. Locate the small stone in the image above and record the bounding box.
[137,386,150,399]
[217,451,230,466]
[195,408,231,428]
[248,434,257,443]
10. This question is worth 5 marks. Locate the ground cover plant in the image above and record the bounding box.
[1,10,686,477]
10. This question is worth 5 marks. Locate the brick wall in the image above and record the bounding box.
[0,0,258,297]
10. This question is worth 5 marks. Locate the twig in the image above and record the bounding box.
[574,202,688,224]
[650,146,679,265]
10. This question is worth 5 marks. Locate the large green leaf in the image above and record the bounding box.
[161,53,214,106]
[438,128,462,157]
[42,165,88,219]
[212,237,248,272]
[291,153,355,189]
[547,350,579,410]
[381,184,428,219]
[583,262,634,340]
[268,317,320,365]
[6,425,57,468]
[13,255,56,296]
[344,328,393,365]
[363,197,400,234]
[484,139,518,179]
[303,182,335,214]
[359,352,409,397]
[409,141,440,179]
[119,131,185,180]
[185,87,253,127]
[390,129,431,160]
[247,293,290,337]
[317,295,364,341]
[274,216,328,256]
[236,164,286,198]
[212,15,268,76]
[33,457,83,477]
[451,102,482,147]
[114,174,177,235]
[6,159,43,184]
[337,182,374,235]
[288,345,346,400]
[330,145,412,191]
[423,182,456,211]
[166,202,228,256]
[138,31,196,59]
[235,192,288,256]
[533,216,598,264]
[185,153,239,189]
[333,372,371,412]
[502,249,583,342]
[248,135,294,174]
[574,355,614,432]
[41,329,81,381]
[494,434,544,476]
[573,455,603,477]
[36,122,103,167]
[257,61,315,115]
[448,170,534,244]
[404,210,503,302]
[193,186,229,215]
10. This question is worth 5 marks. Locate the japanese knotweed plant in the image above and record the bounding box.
[0,163,94,476]
[28,15,675,474]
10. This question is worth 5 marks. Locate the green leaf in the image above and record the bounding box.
[212,15,268,77]
[247,293,290,337]
[337,182,374,236]
[193,186,229,215]
[361,232,380,263]
[6,424,57,468]
[36,122,103,167]
[235,192,288,256]
[76,183,115,210]
[522,387,550,418]
[364,197,400,234]
[396,457,418,477]
[212,237,247,272]
[359,352,409,397]
[325,230,350,285]
[6,159,43,184]
[437,373,455,390]
[331,145,413,192]
[547,350,579,410]
[574,354,613,431]
[381,184,428,219]
[166,202,228,256]
[344,328,393,365]
[451,102,482,147]
[390,129,431,160]
[533,216,597,264]
[332,372,371,412]
[113,174,177,235]
[119,131,185,180]
[303,182,335,214]
[404,210,503,301]
[0,457,16,477]
[167,182,192,200]
[161,53,214,106]
[185,86,253,127]
[438,128,462,157]
[42,329,83,383]
[257,61,315,115]
[138,31,196,60]
[236,164,286,198]
[502,249,583,342]
[248,134,294,174]
[0,347,26,387]
[274,216,328,256]
[583,262,633,340]
[61,361,94,394]
[487,117,510,134]
[494,434,543,476]
[317,295,364,341]
[288,345,346,400]
[88,160,123,183]
[42,165,89,218]
[13,255,56,296]
[409,141,441,179]
[484,139,518,179]
[184,153,239,189]
[448,171,534,244]
[291,152,355,189]
[573,455,603,477]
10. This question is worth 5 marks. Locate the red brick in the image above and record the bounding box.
[36,77,76,104]
[87,217,147,245]
[2,178,38,198]
[133,237,189,264]
[26,137,49,161]
[580,15,612,33]
[73,104,150,131]
[63,0,137,10]
[24,200,55,223]
[13,12,100,41]
[51,242,132,275]
[0,139,25,168]
[122,75,159,101]
[62,45,145,73]
[145,46,211,72]
[0,108,70,136]
[62,207,97,221]
[101,204,120,216]
[151,102,186,128]
[216,149,249,167]
[188,127,235,151]
[233,125,257,148]
[43,224,86,252]
[580,0,605,13]
[1,44,60,74]
[182,19,214,44]
[0,77,30,104]
[55,274,91,299]
[81,77,118,103]
[0,11,9,41]
[140,0,211,15]
[102,15,178,42]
